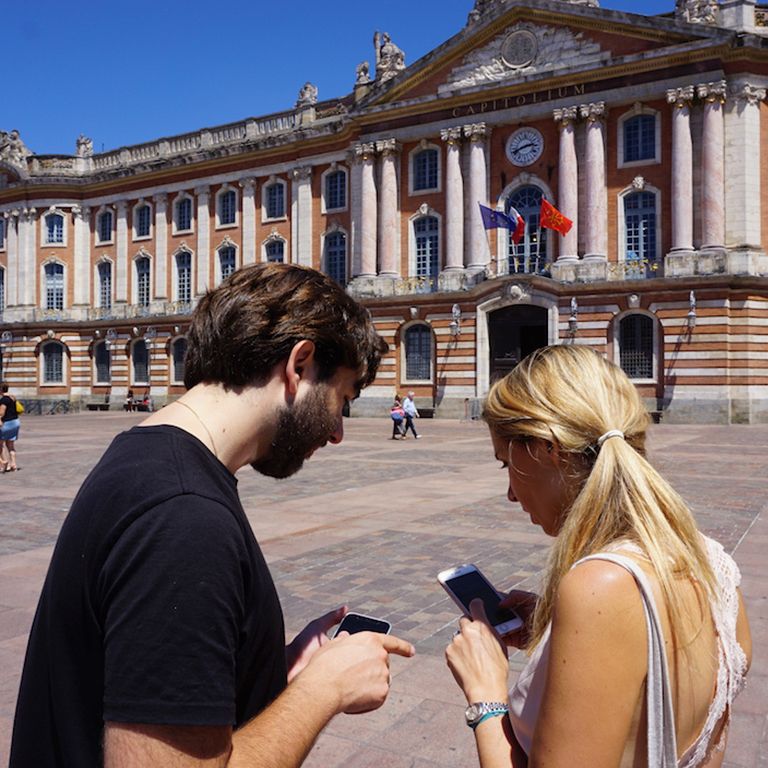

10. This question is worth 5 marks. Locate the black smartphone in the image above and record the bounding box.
[332,612,392,638]
[438,563,523,635]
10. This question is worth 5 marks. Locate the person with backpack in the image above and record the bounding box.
[0,382,22,472]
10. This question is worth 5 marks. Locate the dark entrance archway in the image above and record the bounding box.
[488,304,549,382]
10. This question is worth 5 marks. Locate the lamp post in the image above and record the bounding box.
[687,291,697,331]
[568,297,579,337]
[449,303,462,338]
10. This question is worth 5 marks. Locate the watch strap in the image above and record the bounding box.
[470,708,508,730]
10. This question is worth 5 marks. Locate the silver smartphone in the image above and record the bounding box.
[332,611,392,638]
[438,563,523,636]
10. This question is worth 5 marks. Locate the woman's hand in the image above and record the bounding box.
[445,599,510,703]
[499,589,539,649]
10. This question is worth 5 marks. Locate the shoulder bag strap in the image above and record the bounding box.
[577,553,678,767]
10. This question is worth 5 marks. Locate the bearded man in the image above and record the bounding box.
[11,263,414,767]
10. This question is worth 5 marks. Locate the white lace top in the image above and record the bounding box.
[508,535,748,766]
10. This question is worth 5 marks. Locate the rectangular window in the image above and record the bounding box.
[219,247,236,280]
[620,315,654,379]
[172,338,187,384]
[413,149,438,191]
[325,171,346,210]
[176,198,192,231]
[177,252,192,303]
[46,214,64,244]
[0,219,5,249]
[98,211,113,243]
[0,268,4,313]
[405,326,432,380]
[266,183,285,219]
[98,262,112,309]
[95,342,111,383]
[136,258,151,307]
[624,115,656,164]
[136,205,151,237]
[219,190,237,225]
[45,263,64,310]
[44,344,64,383]
[266,241,284,263]
[132,341,149,384]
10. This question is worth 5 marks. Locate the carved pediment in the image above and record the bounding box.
[438,23,609,94]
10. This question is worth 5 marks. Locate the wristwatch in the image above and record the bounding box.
[465,701,509,729]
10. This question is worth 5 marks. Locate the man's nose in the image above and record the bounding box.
[329,418,344,444]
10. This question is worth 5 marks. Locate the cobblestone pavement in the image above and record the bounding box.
[0,413,765,766]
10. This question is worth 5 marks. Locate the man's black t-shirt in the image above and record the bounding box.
[10,425,287,767]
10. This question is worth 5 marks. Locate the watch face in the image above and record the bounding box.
[506,127,544,167]
[465,703,484,723]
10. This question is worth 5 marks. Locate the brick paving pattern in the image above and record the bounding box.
[0,414,765,766]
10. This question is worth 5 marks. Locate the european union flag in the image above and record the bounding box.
[478,203,515,230]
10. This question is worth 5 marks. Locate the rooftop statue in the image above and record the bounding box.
[76,134,94,158]
[296,81,318,108]
[374,32,405,82]
[0,129,32,166]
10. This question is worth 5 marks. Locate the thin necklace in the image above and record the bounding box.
[175,400,219,459]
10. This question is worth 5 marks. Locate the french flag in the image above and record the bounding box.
[507,205,525,244]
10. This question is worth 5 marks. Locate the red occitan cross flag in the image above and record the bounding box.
[540,198,573,236]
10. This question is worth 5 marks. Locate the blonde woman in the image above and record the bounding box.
[446,345,751,768]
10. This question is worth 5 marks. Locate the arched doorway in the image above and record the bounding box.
[488,305,548,382]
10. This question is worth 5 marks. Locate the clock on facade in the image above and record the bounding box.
[506,127,544,167]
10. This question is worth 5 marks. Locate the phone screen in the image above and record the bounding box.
[445,571,517,626]
[333,613,391,637]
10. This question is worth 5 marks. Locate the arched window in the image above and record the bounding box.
[45,213,64,244]
[94,340,111,384]
[97,210,113,243]
[219,246,237,281]
[266,240,284,263]
[218,189,237,225]
[507,186,547,275]
[171,337,187,384]
[175,196,193,231]
[135,203,152,238]
[264,182,285,219]
[414,216,439,281]
[44,262,65,310]
[176,251,192,303]
[324,231,346,285]
[98,262,112,309]
[412,148,439,192]
[619,314,654,380]
[42,341,65,384]
[136,257,151,307]
[404,324,432,381]
[624,191,657,278]
[324,170,346,211]
[132,339,149,384]
[623,114,656,164]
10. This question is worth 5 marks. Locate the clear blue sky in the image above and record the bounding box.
[11,0,672,156]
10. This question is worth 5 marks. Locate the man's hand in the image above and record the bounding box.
[293,631,415,715]
[285,606,347,683]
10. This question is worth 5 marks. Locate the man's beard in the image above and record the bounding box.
[251,383,340,479]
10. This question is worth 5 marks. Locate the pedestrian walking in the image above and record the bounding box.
[402,390,421,439]
[445,345,751,767]
[0,382,22,472]
[390,395,406,439]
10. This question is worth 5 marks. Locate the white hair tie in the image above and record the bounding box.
[596,429,624,448]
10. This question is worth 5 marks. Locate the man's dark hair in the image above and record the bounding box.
[184,263,388,391]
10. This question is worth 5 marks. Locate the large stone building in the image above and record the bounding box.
[1,0,768,421]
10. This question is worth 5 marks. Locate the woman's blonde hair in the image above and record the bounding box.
[483,345,716,651]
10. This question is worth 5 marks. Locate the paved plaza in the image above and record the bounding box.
[0,413,765,766]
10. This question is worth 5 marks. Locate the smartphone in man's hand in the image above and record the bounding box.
[332,612,392,638]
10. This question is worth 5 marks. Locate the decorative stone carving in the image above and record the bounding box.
[374,32,405,82]
[354,142,376,161]
[441,24,605,94]
[628,293,640,309]
[697,79,727,102]
[730,82,767,105]
[440,126,462,144]
[355,61,370,85]
[296,82,318,108]
[375,138,399,156]
[579,101,606,121]
[675,0,718,24]
[463,122,488,141]
[291,166,312,181]
[0,129,32,167]
[666,85,696,108]
[632,176,646,190]
[553,106,579,126]
[76,134,93,157]
[505,282,530,302]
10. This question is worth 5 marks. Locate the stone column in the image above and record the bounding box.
[5,213,18,310]
[724,81,766,256]
[154,194,168,299]
[697,80,727,252]
[72,205,91,310]
[440,127,464,272]
[291,166,313,267]
[240,177,256,265]
[357,142,378,277]
[376,139,400,276]
[666,86,695,256]
[553,106,579,262]
[18,209,37,307]
[464,122,489,272]
[116,202,129,303]
[348,146,364,277]
[195,186,210,294]
[579,102,607,262]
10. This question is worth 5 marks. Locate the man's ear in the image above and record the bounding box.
[285,340,316,397]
